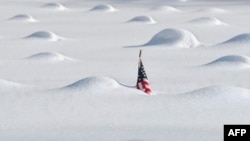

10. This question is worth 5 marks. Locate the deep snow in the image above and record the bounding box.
[0,0,250,141]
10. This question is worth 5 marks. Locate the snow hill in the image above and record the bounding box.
[151,5,180,13]
[25,52,75,62]
[8,14,37,22]
[203,55,250,68]
[23,31,63,41]
[188,17,227,25]
[220,33,250,45]
[127,16,156,24]
[140,28,200,48]
[60,76,120,92]
[41,2,68,11]
[89,4,117,12]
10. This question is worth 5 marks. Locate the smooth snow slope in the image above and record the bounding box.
[0,0,250,141]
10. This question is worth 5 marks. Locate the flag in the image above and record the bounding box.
[136,50,152,94]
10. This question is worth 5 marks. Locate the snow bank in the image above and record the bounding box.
[41,2,68,11]
[188,17,227,25]
[220,33,250,45]
[24,31,62,41]
[89,4,117,12]
[151,5,180,13]
[25,52,75,62]
[8,14,37,23]
[197,7,228,13]
[182,86,250,102]
[0,79,36,93]
[61,76,120,92]
[127,16,156,24]
[204,55,250,68]
[142,28,200,48]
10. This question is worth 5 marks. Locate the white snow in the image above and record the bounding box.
[127,16,156,24]
[41,2,68,11]
[139,28,200,48]
[8,14,38,23]
[89,4,117,12]
[203,55,250,68]
[24,31,63,41]
[188,17,227,26]
[0,0,250,141]
[25,52,75,62]
[151,5,181,13]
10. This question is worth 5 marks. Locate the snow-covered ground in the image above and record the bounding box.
[0,0,250,141]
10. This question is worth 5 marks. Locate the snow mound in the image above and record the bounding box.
[25,52,75,62]
[198,8,228,13]
[0,79,34,92]
[189,17,227,25]
[0,79,21,88]
[127,16,156,24]
[143,28,200,48]
[62,76,120,92]
[204,55,250,68]
[41,2,68,11]
[183,86,250,101]
[24,31,62,41]
[8,14,37,22]
[89,4,117,12]
[220,33,250,44]
[151,6,180,13]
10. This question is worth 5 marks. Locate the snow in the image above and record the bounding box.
[151,5,181,13]
[8,14,38,23]
[188,17,227,26]
[127,16,156,24]
[24,31,63,41]
[41,2,68,11]
[203,55,250,68]
[138,28,200,48]
[0,0,250,141]
[89,4,117,12]
[25,52,76,62]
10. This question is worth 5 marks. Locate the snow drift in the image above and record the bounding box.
[0,79,35,93]
[181,86,250,102]
[25,52,75,62]
[151,5,180,13]
[127,16,156,24]
[24,31,62,41]
[141,28,200,48]
[197,8,228,13]
[204,55,250,68]
[188,17,227,25]
[220,33,250,45]
[41,2,68,11]
[89,4,117,12]
[61,76,120,92]
[8,14,37,22]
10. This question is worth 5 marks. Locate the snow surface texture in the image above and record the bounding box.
[151,5,181,13]
[137,28,200,48]
[8,14,38,23]
[203,55,250,69]
[41,2,68,11]
[188,17,227,25]
[24,31,63,41]
[25,52,75,62]
[89,4,117,12]
[127,16,156,24]
[0,0,250,141]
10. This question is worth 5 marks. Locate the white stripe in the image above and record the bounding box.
[138,82,143,90]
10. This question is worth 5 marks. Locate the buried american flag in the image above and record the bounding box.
[136,50,152,94]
